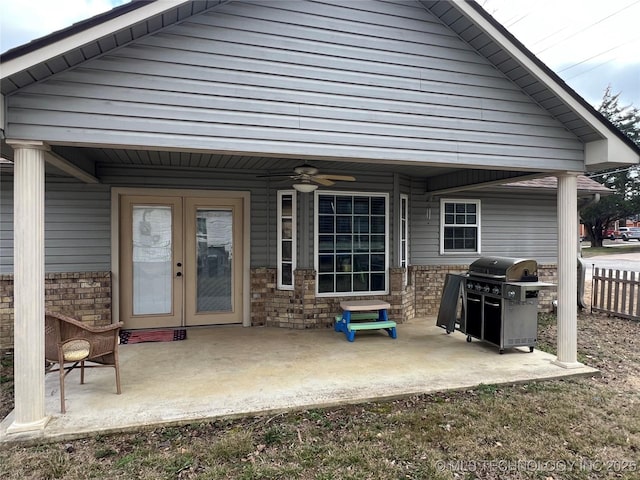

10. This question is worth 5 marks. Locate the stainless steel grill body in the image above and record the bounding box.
[462,257,552,354]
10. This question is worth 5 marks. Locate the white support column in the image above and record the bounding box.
[553,173,582,369]
[6,140,50,434]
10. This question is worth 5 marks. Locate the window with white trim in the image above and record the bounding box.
[277,190,296,290]
[400,194,409,284]
[440,199,480,254]
[316,192,388,295]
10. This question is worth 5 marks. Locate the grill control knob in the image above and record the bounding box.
[507,289,516,299]
[483,285,490,292]
[492,287,500,295]
[475,284,482,291]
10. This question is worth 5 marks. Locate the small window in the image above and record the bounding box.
[400,194,409,285]
[277,191,296,289]
[440,199,480,254]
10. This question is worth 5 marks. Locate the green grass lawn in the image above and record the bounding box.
[581,243,640,257]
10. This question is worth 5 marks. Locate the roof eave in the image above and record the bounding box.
[0,1,151,62]
[0,0,189,79]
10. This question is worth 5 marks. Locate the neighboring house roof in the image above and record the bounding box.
[502,175,612,195]
[1,0,638,171]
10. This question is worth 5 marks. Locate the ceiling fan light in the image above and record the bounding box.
[293,183,318,193]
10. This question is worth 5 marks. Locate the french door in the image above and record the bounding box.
[119,194,243,329]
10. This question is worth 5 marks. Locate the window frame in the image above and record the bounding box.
[439,198,481,255]
[277,190,296,290]
[314,190,389,297]
[400,194,409,285]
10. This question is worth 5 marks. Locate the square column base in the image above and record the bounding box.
[5,413,50,435]
[552,359,584,369]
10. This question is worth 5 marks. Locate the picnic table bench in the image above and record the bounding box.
[334,300,397,342]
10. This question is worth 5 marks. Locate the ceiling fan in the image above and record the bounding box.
[258,164,356,192]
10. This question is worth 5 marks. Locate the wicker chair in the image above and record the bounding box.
[45,311,123,413]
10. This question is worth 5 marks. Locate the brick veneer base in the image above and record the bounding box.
[0,272,112,351]
[249,264,556,329]
[250,267,416,329]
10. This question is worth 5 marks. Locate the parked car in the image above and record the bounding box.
[580,229,615,241]
[616,227,640,241]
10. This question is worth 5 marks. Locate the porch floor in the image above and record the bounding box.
[1,318,597,444]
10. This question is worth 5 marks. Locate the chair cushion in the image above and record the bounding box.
[62,339,90,362]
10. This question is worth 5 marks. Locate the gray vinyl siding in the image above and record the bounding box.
[1,170,559,275]
[0,177,111,273]
[1,168,270,273]
[0,179,12,272]
[410,190,558,266]
[5,0,584,172]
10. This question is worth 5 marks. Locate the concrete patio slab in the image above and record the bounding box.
[1,318,598,444]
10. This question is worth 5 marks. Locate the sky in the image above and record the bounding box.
[481,0,640,108]
[0,0,638,109]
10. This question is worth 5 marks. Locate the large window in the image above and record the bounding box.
[440,199,480,254]
[316,192,388,295]
[277,190,296,290]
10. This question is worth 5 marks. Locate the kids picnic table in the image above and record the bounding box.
[334,300,397,342]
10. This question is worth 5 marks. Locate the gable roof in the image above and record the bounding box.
[0,1,151,63]
[1,0,638,170]
[421,0,639,167]
[1,1,228,92]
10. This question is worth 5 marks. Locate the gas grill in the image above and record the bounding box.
[461,257,554,354]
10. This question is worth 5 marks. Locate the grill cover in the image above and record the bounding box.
[468,257,538,282]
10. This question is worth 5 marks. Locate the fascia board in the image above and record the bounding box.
[1,0,188,79]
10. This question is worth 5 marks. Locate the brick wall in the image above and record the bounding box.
[250,268,414,329]
[537,264,557,310]
[410,265,470,317]
[0,272,111,351]
[248,263,556,329]
[252,268,338,329]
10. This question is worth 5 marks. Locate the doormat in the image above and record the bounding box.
[119,329,187,344]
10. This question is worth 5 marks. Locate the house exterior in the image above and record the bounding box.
[1,0,638,434]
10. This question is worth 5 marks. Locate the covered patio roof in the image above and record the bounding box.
[0,318,597,444]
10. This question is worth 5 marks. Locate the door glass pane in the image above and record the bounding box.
[132,206,172,315]
[196,209,232,312]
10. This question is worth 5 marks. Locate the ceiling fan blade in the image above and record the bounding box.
[314,174,356,182]
[312,177,335,186]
